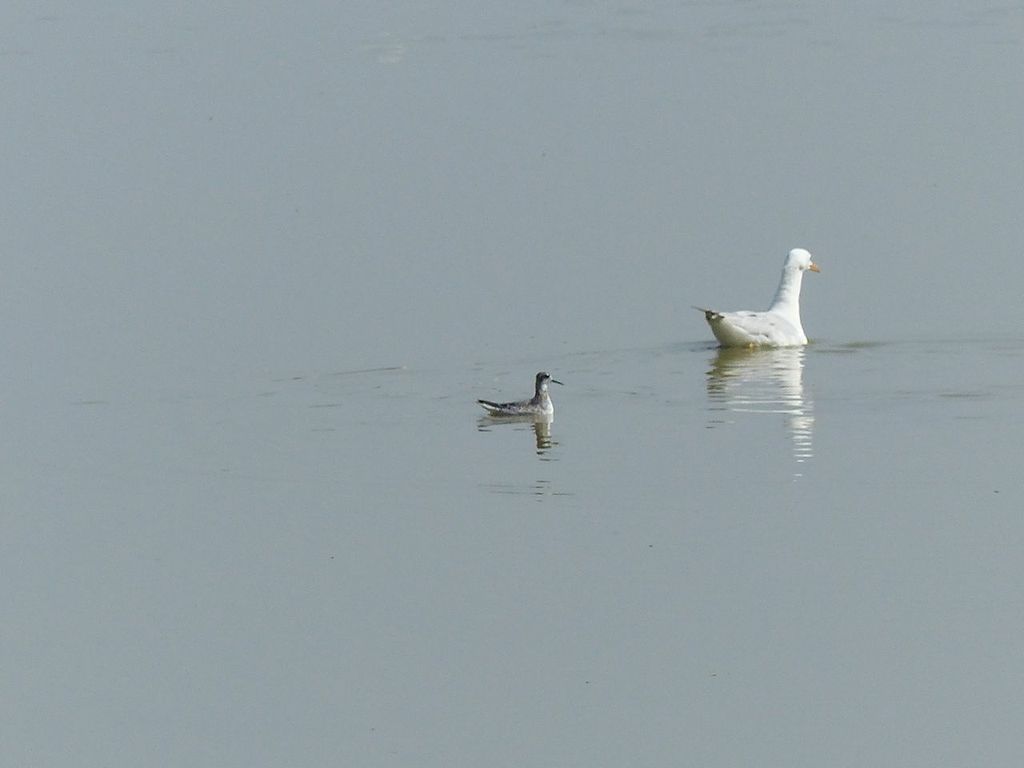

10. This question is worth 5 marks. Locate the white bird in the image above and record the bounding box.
[697,248,821,347]
[478,372,564,416]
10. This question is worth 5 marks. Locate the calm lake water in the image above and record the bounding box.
[4,2,1024,767]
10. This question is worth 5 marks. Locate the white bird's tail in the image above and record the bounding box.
[692,305,723,322]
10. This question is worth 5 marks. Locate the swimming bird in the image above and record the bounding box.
[478,372,564,416]
[697,248,820,347]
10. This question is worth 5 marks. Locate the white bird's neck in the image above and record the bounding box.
[768,266,804,321]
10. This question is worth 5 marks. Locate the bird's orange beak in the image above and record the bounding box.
[808,262,821,273]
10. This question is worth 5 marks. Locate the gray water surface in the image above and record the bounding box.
[4,1,1024,766]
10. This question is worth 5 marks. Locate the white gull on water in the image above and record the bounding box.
[696,248,821,347]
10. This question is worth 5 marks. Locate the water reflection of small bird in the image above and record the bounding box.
[696,248,820,347]
[477,372,564,416]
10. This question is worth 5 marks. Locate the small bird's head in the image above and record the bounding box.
[535,372,564,392]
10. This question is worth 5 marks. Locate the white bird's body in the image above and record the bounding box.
[698,248,820,348]
[478,372,564,416]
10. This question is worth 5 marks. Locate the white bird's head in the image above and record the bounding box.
[786,247,820,273]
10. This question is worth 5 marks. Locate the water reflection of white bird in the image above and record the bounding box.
[705,347,814,468]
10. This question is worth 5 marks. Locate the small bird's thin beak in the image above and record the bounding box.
[808,262,821,273]
[550,379,564,386]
